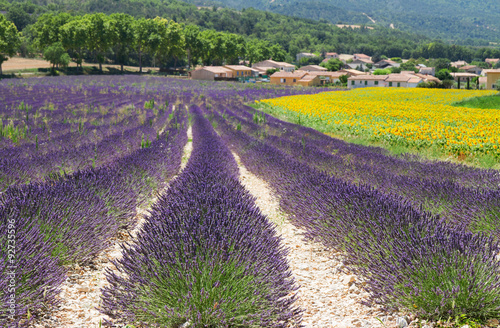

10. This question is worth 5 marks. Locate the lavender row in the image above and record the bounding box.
[0,108,188,327]
[210,105,500,321]
[101,106,299,327]
[216,102,500,234]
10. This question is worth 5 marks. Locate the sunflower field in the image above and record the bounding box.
[258,88,500,159]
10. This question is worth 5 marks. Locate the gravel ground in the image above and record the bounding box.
[32,124,413,328]
[233,152,407,328]
[33,124,193,328]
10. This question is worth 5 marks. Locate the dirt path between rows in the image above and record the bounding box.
[233,152,404,328]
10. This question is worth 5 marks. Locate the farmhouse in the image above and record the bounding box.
[353,54,372,62]
[296,74,321,87]
[374,59,400,69]
[305,71,345,84]
[348,75,387,88]
[419,67,435,76]
[451,60,467,68]
[338,69,365,77]
[270,71,309,86]
[450,72,478,88]
[253,59,295,73]
[485,58,500,67]
[296,52,317,62]
[483,69,500,90]
[459,65,482,75]
[299,65,327,72]
[190,66,233,80]
[325,52,339,59]
[223,65,253,78]
[385,74,422,88]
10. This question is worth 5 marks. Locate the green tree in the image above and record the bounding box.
[32,13,73,51]
[60,17,89,70]
[320,58,343,71]
[86,13,113,73]
[436,68,453,81]
[0,14,21,75]
[43,42,70,71]
[133,17,162,73]
[109,13,135,73]
[373,69,391,75]
[184,24,202,68]
[156,18,185,69]
[6,3,32,31]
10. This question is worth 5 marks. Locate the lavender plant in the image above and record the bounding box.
[101,106,299,327]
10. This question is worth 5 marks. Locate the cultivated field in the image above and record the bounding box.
[1,77,500,328]
[257,88,500,167]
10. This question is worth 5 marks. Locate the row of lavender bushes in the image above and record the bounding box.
[221,100,500,235]
[0,97,173,191]
[101,106,300,327]
[209,103,500,322]
[0,108,188,327]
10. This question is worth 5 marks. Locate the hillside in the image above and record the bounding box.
[3,0,499,63]
[183,0,500,42]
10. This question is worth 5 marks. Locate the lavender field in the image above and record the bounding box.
[1,76,500,327]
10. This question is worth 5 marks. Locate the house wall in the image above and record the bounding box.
[270,76,301,86]
[297,77,320,86]
[191,69,216,81]
[226,69,251,77]
[486,72,500,90]
[348,79,385,89]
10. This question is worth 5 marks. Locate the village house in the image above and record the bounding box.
[338,69,365,77]
[373,59,400,69]
[338,54,355,63]
[253,59,295,73]
[450,60,467,68]
[346,59,371,71]
[296,52,317,62]
[485,58,500,67]
[459,65,482,75]
[348,75,387,88]
[347,72,440,89]
[450,72,478,89]
[353,54,372,62]
[270,71,315,86]
[413,73,440,83]
[483,69,500,90]
[385,74,422,88]
[190,66,233,81]
[325,52,339,59]
[296,74,321,87]
[223,65,253,78]
[304,71,345,84]
[419,67,435,76]
[299,65,327,72]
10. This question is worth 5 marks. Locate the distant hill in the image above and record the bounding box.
[183,0,500,42]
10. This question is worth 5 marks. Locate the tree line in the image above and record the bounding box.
[0,11,289,74]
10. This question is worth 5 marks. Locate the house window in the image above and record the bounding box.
[237,71,239,76]
[397,82,401,87]
[293,79,296,82]
[280,78,286,83]
[351,81,355,85]
[364,81,367,85]
[389,82,393,87]
[375,81,379,85]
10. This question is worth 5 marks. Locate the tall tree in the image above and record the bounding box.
[184,24,202,69]
[109,13,135,73]
[86,13,112,73]
[32,13,73,51]
[0,14,21,75]
[133,17,162,73]
[60,17,89,70]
